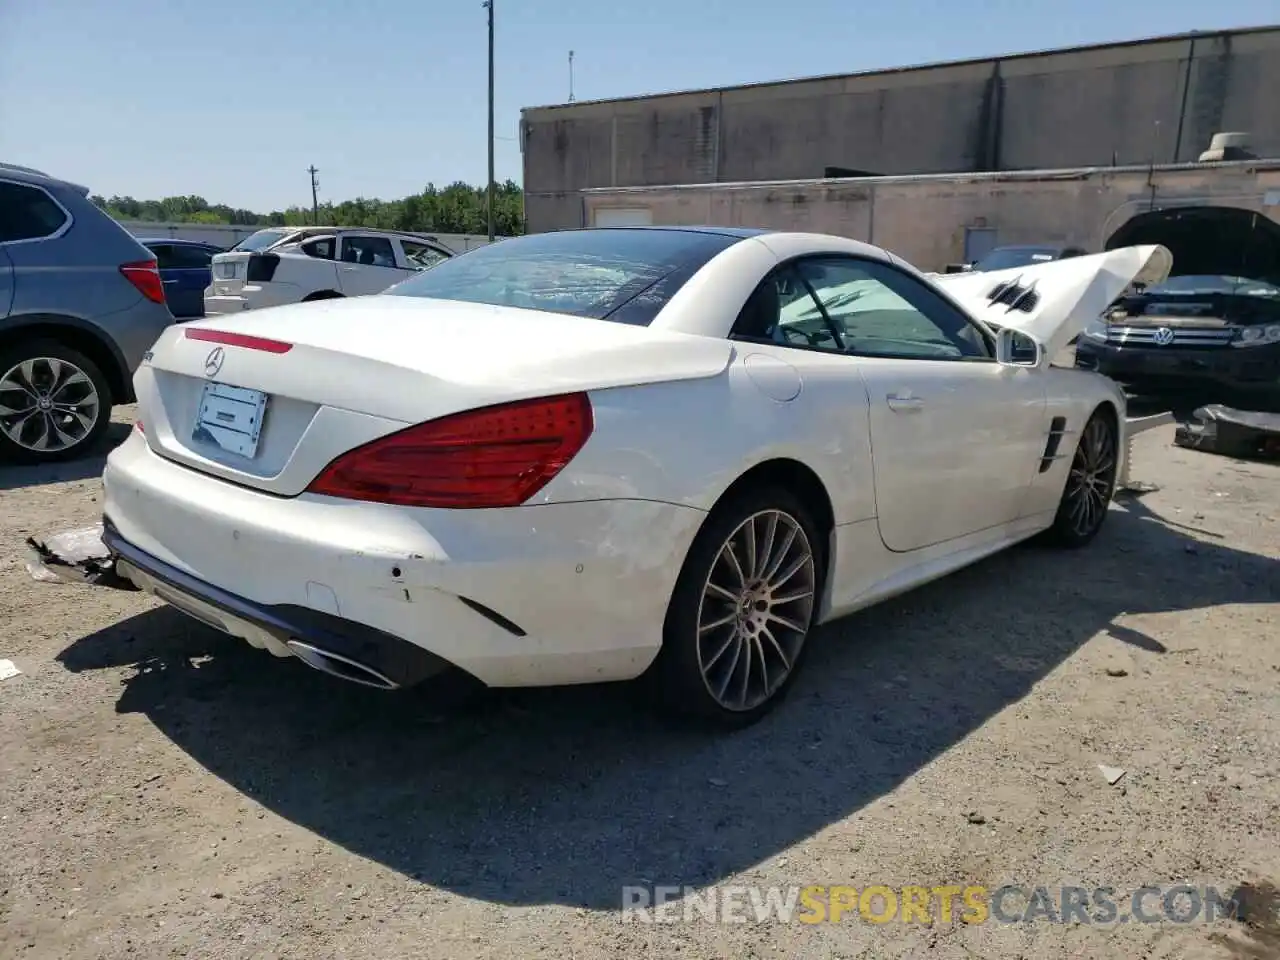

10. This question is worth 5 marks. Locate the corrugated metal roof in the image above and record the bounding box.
[523,25,1280,114]
[576,158,1280,195]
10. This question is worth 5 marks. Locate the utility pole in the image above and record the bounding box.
[483,0,495,241]
[568,50,575,102]
[307,165,319,225]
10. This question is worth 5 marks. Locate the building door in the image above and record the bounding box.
[963,227,998,265]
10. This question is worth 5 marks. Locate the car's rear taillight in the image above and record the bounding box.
[305,393,594,509]
[245,253,280,283]
[120,259,165,304]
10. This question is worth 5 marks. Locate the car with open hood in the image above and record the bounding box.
[1075,272,1280,410]
[101,227,1169,726]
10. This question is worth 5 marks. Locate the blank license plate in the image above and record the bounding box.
[193,382,268,458]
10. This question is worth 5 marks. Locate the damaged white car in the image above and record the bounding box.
[101,227,1170,725]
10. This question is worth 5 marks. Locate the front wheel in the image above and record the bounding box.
[647,487,824,727]
[1045,409,1118,548]
[0,341,113,465]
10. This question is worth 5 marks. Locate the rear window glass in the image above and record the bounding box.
[232,229,294,252]
[385,228,743,325]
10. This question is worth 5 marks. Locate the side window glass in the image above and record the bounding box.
[169,245,213,268]
[149,244,177,269]
[342,236,395,267]
[796,257,991,360]
[731,265,843,352]
[301,237,335,260]
[401,240,448,270]
[0,182,69,243]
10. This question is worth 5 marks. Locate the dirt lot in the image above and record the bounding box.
[1,408,1278,960]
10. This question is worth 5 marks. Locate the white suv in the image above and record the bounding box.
[204,227,454,316]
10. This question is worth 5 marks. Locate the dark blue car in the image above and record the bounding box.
[138,238,223,319]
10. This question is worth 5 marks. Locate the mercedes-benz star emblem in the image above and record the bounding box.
[1153,327,1175,346]
[204,346,225,378]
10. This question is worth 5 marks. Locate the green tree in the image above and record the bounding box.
[92,181,526,235]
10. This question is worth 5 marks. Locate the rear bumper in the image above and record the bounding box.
[1075,338,1280,400]
[204,283,303,316]
[102,430,705,687]
[104,518,448,688]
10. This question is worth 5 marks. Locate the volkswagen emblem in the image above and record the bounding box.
[204,346,225,378]
[1153,327,1175,346]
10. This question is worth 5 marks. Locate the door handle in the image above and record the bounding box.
[886,393,925,412]
[162,279,179,284]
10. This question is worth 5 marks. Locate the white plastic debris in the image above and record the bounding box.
[0,660,21,682]
[24,524,135,589]
[1098,764,1127,786]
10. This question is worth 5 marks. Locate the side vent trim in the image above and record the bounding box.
[1039,416,1070,473]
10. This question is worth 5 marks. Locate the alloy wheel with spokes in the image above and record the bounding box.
[0,343,111,464]
[0,357,101,453]
[1050,410,1118,547]
[696,509,817,712]
[651,487,824,725]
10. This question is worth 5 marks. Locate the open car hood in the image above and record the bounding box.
[931,245,1173,357]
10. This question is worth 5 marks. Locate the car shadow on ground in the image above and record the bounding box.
[56,497,1279,911]
[0,421,132,491]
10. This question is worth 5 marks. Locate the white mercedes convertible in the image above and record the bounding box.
[102,227,1171,725]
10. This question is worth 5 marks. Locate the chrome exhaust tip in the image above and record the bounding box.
[286,640,400,690]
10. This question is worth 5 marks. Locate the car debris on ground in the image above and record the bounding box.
[1174,404,1280,460]
[24,523,135,589]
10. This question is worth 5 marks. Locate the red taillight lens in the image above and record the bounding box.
[120,259,166,304]
[305,393,594,509]
[185,327,293,353]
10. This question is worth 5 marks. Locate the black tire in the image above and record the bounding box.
[645,485,826,727]
[1044,408,1119,548]
[302,290,344,302]
[0,339,113,465]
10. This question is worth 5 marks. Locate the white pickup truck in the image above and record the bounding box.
[204,227,455,316]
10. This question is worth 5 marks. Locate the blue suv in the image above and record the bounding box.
[0,163,175,464]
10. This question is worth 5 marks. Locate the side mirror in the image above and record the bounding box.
[995,327,1044,368]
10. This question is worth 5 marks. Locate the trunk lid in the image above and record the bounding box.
[138,295,733,495]
[208,250,253,297]
[932,244,1174,356]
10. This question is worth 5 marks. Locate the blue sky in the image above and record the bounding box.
[0,0,1274,211]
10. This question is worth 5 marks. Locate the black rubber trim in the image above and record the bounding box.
[457,595,527,637]
[101,516,450,688]
[1039,415,1069,473]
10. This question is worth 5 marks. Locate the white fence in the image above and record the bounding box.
[117,221,497,253]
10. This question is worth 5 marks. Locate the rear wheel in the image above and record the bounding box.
[1045,409,1118,548]
[302,290,344,302]
[647,487,824,726]
[0,340,112,464]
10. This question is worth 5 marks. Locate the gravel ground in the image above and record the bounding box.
[1,407,1278,960]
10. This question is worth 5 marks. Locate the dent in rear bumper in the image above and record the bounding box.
[102,434,708,687]
[104,518,449,687]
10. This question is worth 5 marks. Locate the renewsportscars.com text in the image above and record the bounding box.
[621,884,1241,925]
